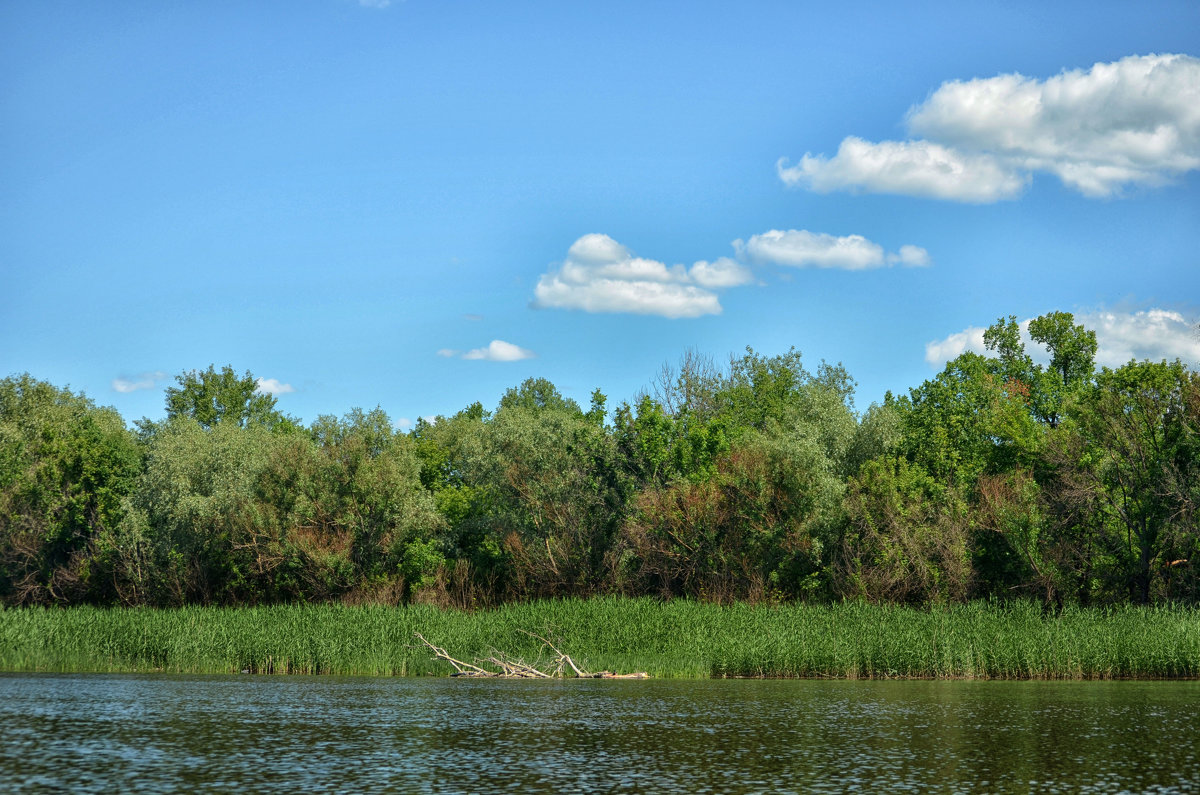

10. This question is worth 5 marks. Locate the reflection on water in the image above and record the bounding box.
[1,674,1197,793]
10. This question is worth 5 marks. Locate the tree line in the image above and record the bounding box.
[2,312,1197,608]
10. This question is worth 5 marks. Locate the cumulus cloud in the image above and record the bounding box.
[736,229,930,270]
[784,54,1200,201]
[533,233,735,318]
[688,257,756,288]
[1086,309,1200,367]
[924,326,991,367]
[255,378,295,395]
[779,139,1028,203]
[111,371,167,394]
[924,308,1200,369]
[534,231,927,317]
[461,340,537,362]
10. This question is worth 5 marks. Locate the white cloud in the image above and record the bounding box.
[924,308,1200,369]
[1086,309,1200,368]
[924,326,989,367]
[784,54,1200,201]
[889,245,932,267]
[255,377,295,395]
[779,139,1028,203]
[436,348,458,358]
[533,233,727,318]
[396,417,413,431]
[736,229,930,270]
[689,257,756,288]
[111,371,167,394]
[462,340,537,362]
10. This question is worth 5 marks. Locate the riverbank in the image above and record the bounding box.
[2,598,1197,679]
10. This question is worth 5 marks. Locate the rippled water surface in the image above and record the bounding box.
[2,674,1198,793]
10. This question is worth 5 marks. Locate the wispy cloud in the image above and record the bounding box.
[111,371,167,393]
[736,229,930,270]
[925,308,1200,369]
[783,54,1200,201]
[255,377,296,395]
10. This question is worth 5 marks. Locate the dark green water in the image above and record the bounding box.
[1,674,1197,793]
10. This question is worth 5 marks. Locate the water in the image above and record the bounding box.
[1,674,1197,793]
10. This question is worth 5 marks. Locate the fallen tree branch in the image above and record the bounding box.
[411,632,492,677]
[412,632,649,679]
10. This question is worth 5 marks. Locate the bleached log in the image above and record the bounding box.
[414,632,649,679]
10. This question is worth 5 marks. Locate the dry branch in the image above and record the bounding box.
[412,632,648,679]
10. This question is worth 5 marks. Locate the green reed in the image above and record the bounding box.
[1,598,1197,679]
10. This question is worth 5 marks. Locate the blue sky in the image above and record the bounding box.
[3,0,1198,427]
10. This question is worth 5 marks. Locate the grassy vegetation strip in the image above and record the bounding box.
[1,599,1198,679]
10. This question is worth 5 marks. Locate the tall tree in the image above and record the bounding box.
[1029,312,1098,428]
[163,365,288,430]
[1029,311,1098,388]
[1071,360,1198,603]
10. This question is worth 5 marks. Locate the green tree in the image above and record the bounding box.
[838,457,972,604]
[468,381,626,598]
[162,365,293,431]
[0,375,142,605]
[305,407,446,601]
[625,425,843,602]
[899,352,1041,488]
[982,311,1098,429]
[1070,360,1198,603]
[1029,311,1098,388]
[134,419,281,603]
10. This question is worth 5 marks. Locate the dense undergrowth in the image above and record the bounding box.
[2,599,1197,679]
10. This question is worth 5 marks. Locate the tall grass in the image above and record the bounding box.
[1,599,1197,679]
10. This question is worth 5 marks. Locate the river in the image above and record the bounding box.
[1,674,1197,793]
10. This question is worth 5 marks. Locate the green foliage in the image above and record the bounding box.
[983,311,1097,428]
[0,375,142,604]
[613,395,729,486]
[0,318,1195,611]
[1029,311,1098,388]
[839,457,972,604]
[162,365,292,431]
[845,395,903,476]
[899,352,1042,487]
[1069,359,1199,603]
[470,384,626,598]
[625,425,843,601]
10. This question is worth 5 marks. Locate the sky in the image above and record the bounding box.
[3,0,1199,428]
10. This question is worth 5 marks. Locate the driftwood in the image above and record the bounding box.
[413,632,649,679]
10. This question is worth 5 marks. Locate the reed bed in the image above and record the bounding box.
[1,599,1197,679]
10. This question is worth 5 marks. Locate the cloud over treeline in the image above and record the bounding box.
[925,308,1200,369]
[782,54,1200,201]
